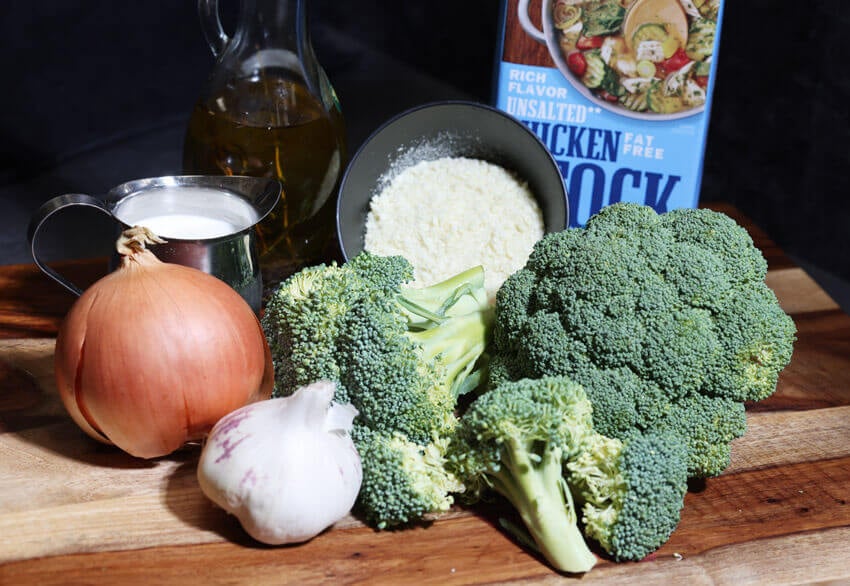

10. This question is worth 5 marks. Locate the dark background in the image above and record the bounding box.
[2,1,848,309]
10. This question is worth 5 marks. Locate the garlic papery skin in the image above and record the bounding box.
[197,380,362,545]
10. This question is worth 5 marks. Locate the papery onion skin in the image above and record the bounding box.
[54,230,274,459]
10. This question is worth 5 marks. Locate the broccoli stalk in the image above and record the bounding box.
[399,265,491,329]
[407,309,492,399]
[483,436,597,573]
[397,263,492,400]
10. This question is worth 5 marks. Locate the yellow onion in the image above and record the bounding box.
[54,226,274,458]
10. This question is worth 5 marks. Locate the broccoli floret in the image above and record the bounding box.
[492,203,796,478]
[661,206,768,286]
[449,376,599,573]
[262,262,354,397]
[450,376,690,570]
[573,366,673,438]
[567,431,688,561]
[354,428,464,529]
[708,282,798,402]
[337,298,491,444]
[656,392,747,476]
[345,249,416,292]
[639,304,720,398]
[261,252,493,528]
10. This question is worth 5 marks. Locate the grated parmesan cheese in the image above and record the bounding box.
[363,156,545,300]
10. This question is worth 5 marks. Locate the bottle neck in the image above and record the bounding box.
[206,0,331,108]
[234,0,308,51]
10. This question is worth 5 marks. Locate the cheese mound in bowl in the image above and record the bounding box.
[364,156,544,300]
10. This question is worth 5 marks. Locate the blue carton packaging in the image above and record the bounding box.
[493,0,723,226]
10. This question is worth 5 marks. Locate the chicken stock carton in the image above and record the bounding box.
[493,0,723,226]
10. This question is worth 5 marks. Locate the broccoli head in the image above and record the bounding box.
[262,262,355,394]
[261,252,493,527]
[354,428,464,529]
[450,376,691,570]
[567,431,688,561]
[448,376,598,574]
[492,203,796,478]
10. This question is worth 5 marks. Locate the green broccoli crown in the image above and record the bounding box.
[492,203,796,478]
[660,206,769,285]
[571,366,673,438]
[336,298,459,444]
[262,250,491,403]
[345,249,416,290]
[449,376,598,574]
[708,282,798,402]
[262,262,356,398]
[656,392,748,477]
[261,252,493,528]
[567,432,689,561]
[354,427,464,530]
[452,376,595,474]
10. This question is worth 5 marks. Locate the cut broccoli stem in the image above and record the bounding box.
[407,308,494,398]
[399,265,490,329]
[486,436,597,574]
[453,353,490,398]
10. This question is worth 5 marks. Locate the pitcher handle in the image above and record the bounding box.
[198,0,230,58]
[27,194,114,297]
[518,0,547,44]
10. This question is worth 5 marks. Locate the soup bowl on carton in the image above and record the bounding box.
[517,0,711,121]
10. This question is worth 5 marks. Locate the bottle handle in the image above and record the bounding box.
[198,0,230,58]
[27,194,114,297]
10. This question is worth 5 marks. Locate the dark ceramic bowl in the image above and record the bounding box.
[335,101,568,261]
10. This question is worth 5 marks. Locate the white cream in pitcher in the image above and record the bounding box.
[114,186,259,239]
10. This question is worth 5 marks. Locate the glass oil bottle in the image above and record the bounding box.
[183,0,347,290]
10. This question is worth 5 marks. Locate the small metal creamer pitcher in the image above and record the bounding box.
[28,175,281,313]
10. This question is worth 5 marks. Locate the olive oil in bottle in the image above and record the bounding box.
[183,75,346,288]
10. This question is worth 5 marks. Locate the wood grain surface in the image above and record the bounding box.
[1,204,849,585]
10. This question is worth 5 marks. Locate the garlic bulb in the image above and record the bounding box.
[197,380,362,544]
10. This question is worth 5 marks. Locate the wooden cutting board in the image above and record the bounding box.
[1,250,850,584]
